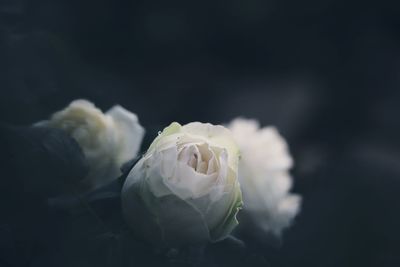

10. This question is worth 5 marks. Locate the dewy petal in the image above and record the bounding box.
[106,105,145,165]
[148,122,182,153]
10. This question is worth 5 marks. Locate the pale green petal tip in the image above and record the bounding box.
[232,187,244,226]
[148,122,182,152]
[210,186,243,242]
[162,122,182,136]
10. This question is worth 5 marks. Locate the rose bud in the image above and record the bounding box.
[122,122,242,247]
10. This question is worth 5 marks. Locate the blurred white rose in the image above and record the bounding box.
[229,118,301,236]
[37,99,145,191]
[121,122,242,247]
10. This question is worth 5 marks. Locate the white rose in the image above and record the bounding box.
[37,99,145,191]
[121,122,242,247]
[229,118,301,236]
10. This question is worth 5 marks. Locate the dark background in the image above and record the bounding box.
[1,0,400,266]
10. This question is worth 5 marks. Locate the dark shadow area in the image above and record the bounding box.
[1,0,400,266]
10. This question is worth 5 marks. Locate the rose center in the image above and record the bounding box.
[178,143,218,175]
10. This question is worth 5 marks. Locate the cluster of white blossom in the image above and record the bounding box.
[39,99,301,246]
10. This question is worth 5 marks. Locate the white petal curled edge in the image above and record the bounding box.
[106,105,145,166]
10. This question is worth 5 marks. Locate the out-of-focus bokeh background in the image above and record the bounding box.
[1,0,400,266]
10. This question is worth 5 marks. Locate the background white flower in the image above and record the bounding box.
[122,122,242,247]
[229,118,301,236]
[37,99,145,191]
